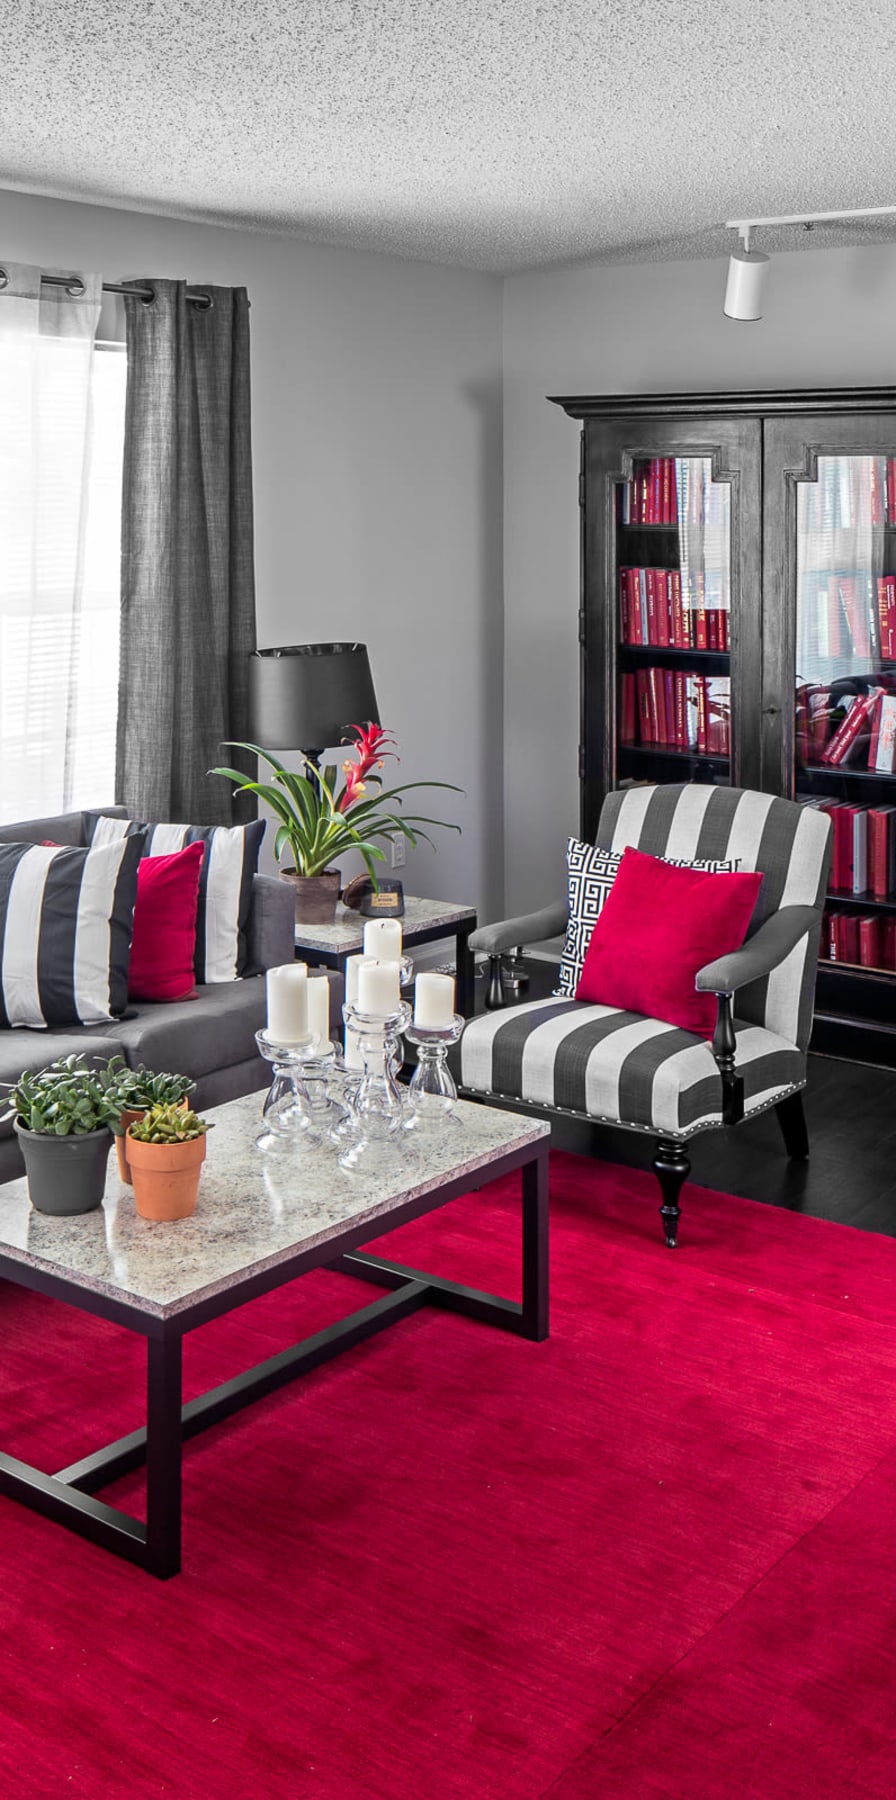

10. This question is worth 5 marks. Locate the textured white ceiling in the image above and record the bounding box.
[2,0,896,274]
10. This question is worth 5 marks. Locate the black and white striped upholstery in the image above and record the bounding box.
[460,786,831,1142]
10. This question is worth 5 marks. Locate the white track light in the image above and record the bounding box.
[723,227,769,321]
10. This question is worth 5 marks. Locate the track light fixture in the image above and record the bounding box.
[723,203,896,321]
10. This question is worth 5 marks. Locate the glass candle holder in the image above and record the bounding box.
[254,1027,315,1152]
[403,1015,464,1129]
[338,999,411,1169]
[295,1035,350,1141]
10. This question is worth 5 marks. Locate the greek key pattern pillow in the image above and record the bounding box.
[555,838,741,998]
[87,813,265,984]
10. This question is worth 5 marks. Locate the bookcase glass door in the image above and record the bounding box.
[793,450,896,981]
[616,453,732,785]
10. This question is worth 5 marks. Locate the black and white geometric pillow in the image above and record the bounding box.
[0,834,145,1028]
[86,814,265,984]
[555,837,741,998]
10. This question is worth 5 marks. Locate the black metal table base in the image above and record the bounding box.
[0,1154,547,1578]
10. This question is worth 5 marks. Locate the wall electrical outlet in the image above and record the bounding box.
[391,836,406,869]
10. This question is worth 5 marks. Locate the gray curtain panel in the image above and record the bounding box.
[117,279,256,826]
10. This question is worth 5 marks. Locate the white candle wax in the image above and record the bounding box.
[344,953,372,1007]
[414,971,456,1028]
[307,976,331,1045]
[357,958,401,1017]
[363,918,403,961]
[266,963,308,1043]
[343,955,375,1066]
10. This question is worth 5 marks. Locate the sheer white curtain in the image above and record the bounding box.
[0,262,121,824]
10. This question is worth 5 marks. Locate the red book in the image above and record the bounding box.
[694,574,708,650]
[647,665,668,744]
[670,570,686,648]
[695,675,708,752]
[822,690,882,766]
[648,460,661,524]
[885,917,896,970]
[838,914,860,965]
[619,570,631,643]
[719,610,729,652]
[878,575,896,659]
[661,458,671,524]
[635,669,653,743]
[830,805,863,891]
[871,458,885,526]
[620,672,636,743]
[859,915,884,969]
[871,694,896,772]
[655,570,671,647]
[663,670,676,741]
[868,807,896,898]
[673,670,688,748]
[645,568,658,645]
[668,458,678,524]
[838,577,870,658]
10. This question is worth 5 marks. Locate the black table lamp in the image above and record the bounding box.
[248,643,381,760]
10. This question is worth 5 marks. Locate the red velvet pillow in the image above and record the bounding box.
[574,845,763,1038]
[128,840,205,1003]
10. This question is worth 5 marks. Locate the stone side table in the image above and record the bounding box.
[294,896,477,1015]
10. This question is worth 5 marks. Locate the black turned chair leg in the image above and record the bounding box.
[653,1138,691,1248]
[485,955,506,1010]
[776,1090,810,1160]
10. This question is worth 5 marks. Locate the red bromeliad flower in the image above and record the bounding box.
[336,723,398,812]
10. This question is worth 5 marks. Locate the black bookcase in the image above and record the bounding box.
[550,387,896,1067]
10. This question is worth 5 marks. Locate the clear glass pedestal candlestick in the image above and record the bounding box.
[338,999,411,1169]
[403,1015,464,1130]
[296,1036,351,1141]
[254,1028,315,1152]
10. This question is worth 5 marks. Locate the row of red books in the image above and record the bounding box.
[621,670,731,755]
[618,458,679,525]
[820,911,896,972]
[805,573,896,662]
[619,568,730,651]
[797,684,896,771]
[802,458,896,532]
[803,799,896,896]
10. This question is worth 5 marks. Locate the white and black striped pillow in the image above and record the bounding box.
[0,836,144,1028]
[555,838,741,998]
[86,814,264,984]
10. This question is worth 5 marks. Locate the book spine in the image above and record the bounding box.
[822,691,879,766]
[852,808,869,896]
[868,810,893,899]
[636,669,652,743]
[647,665,668,744]
[839,914,860,965]
[620,671,637,743]
[859,915,883,970]
[873,695,896,773]
[645,568,658,645]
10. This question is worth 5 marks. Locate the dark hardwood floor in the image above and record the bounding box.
[470,959,896,1240]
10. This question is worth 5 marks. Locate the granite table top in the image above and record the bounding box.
[294,894,476,953]
[0,1095,549,1322]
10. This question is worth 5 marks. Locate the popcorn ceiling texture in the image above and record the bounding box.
[1,0,895,273]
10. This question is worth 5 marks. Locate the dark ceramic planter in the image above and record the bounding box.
[279,868,342,924]
[14,1123,113,1215]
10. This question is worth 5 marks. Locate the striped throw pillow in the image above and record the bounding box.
[555,837,740,998]
[0,835,144,1028]
[87,815,265,985]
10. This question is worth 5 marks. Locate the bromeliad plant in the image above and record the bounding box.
[211,724,461,880]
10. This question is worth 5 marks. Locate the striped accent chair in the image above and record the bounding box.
[460,785,833,1247]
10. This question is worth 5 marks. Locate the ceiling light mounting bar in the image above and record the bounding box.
[726,205,896,232]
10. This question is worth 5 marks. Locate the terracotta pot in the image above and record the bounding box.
[127,1130,207,1222]
[280,868,342,925]
[116,1098,189,1185]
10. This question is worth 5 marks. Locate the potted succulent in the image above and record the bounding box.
[127,1103,212,1221]
[1,1054,130,1216]
[112,1065,196,1184]
[211,723,461,923]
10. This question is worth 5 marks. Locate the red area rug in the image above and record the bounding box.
[2,1153,896,1799]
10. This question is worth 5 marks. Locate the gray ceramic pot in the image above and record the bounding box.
[14,1123,113,1215]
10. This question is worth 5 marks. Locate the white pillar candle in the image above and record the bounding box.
[363,918,403,961]
[307,976,331,1046]
[357,958,401,1017]
[266,963,308,1043]
[414,971,456,1028]
[343,954,374,1067]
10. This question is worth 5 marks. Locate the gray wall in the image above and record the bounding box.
[502,242,896,915]
[0,189,504,919]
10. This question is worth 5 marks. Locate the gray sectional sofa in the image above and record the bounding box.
[0,806,341,1183]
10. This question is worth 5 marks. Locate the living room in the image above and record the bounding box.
[3,4,896,1796]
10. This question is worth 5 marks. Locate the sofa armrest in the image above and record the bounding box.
[469,900,568,958]
[695,906,819,994]
[245,873,295,972]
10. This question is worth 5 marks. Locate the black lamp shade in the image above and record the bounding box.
[248,643,380,754]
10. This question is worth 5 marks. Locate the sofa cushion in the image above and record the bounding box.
[128,841,205,1003]
[0,836,144,1029]
[575,847,763,1038]
[98,978,273,1082]
[86,813,265,985]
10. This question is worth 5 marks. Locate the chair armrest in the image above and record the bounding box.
[695,905,819,993]
[245,873,296,972]
[469,900,569,958]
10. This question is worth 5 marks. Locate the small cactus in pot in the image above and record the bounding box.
[126,1103,212,1222]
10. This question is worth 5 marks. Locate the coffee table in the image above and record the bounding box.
[294,896,478,1015]
[0,1095,549,1578]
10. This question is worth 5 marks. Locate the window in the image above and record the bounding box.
[0,334,126,825]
